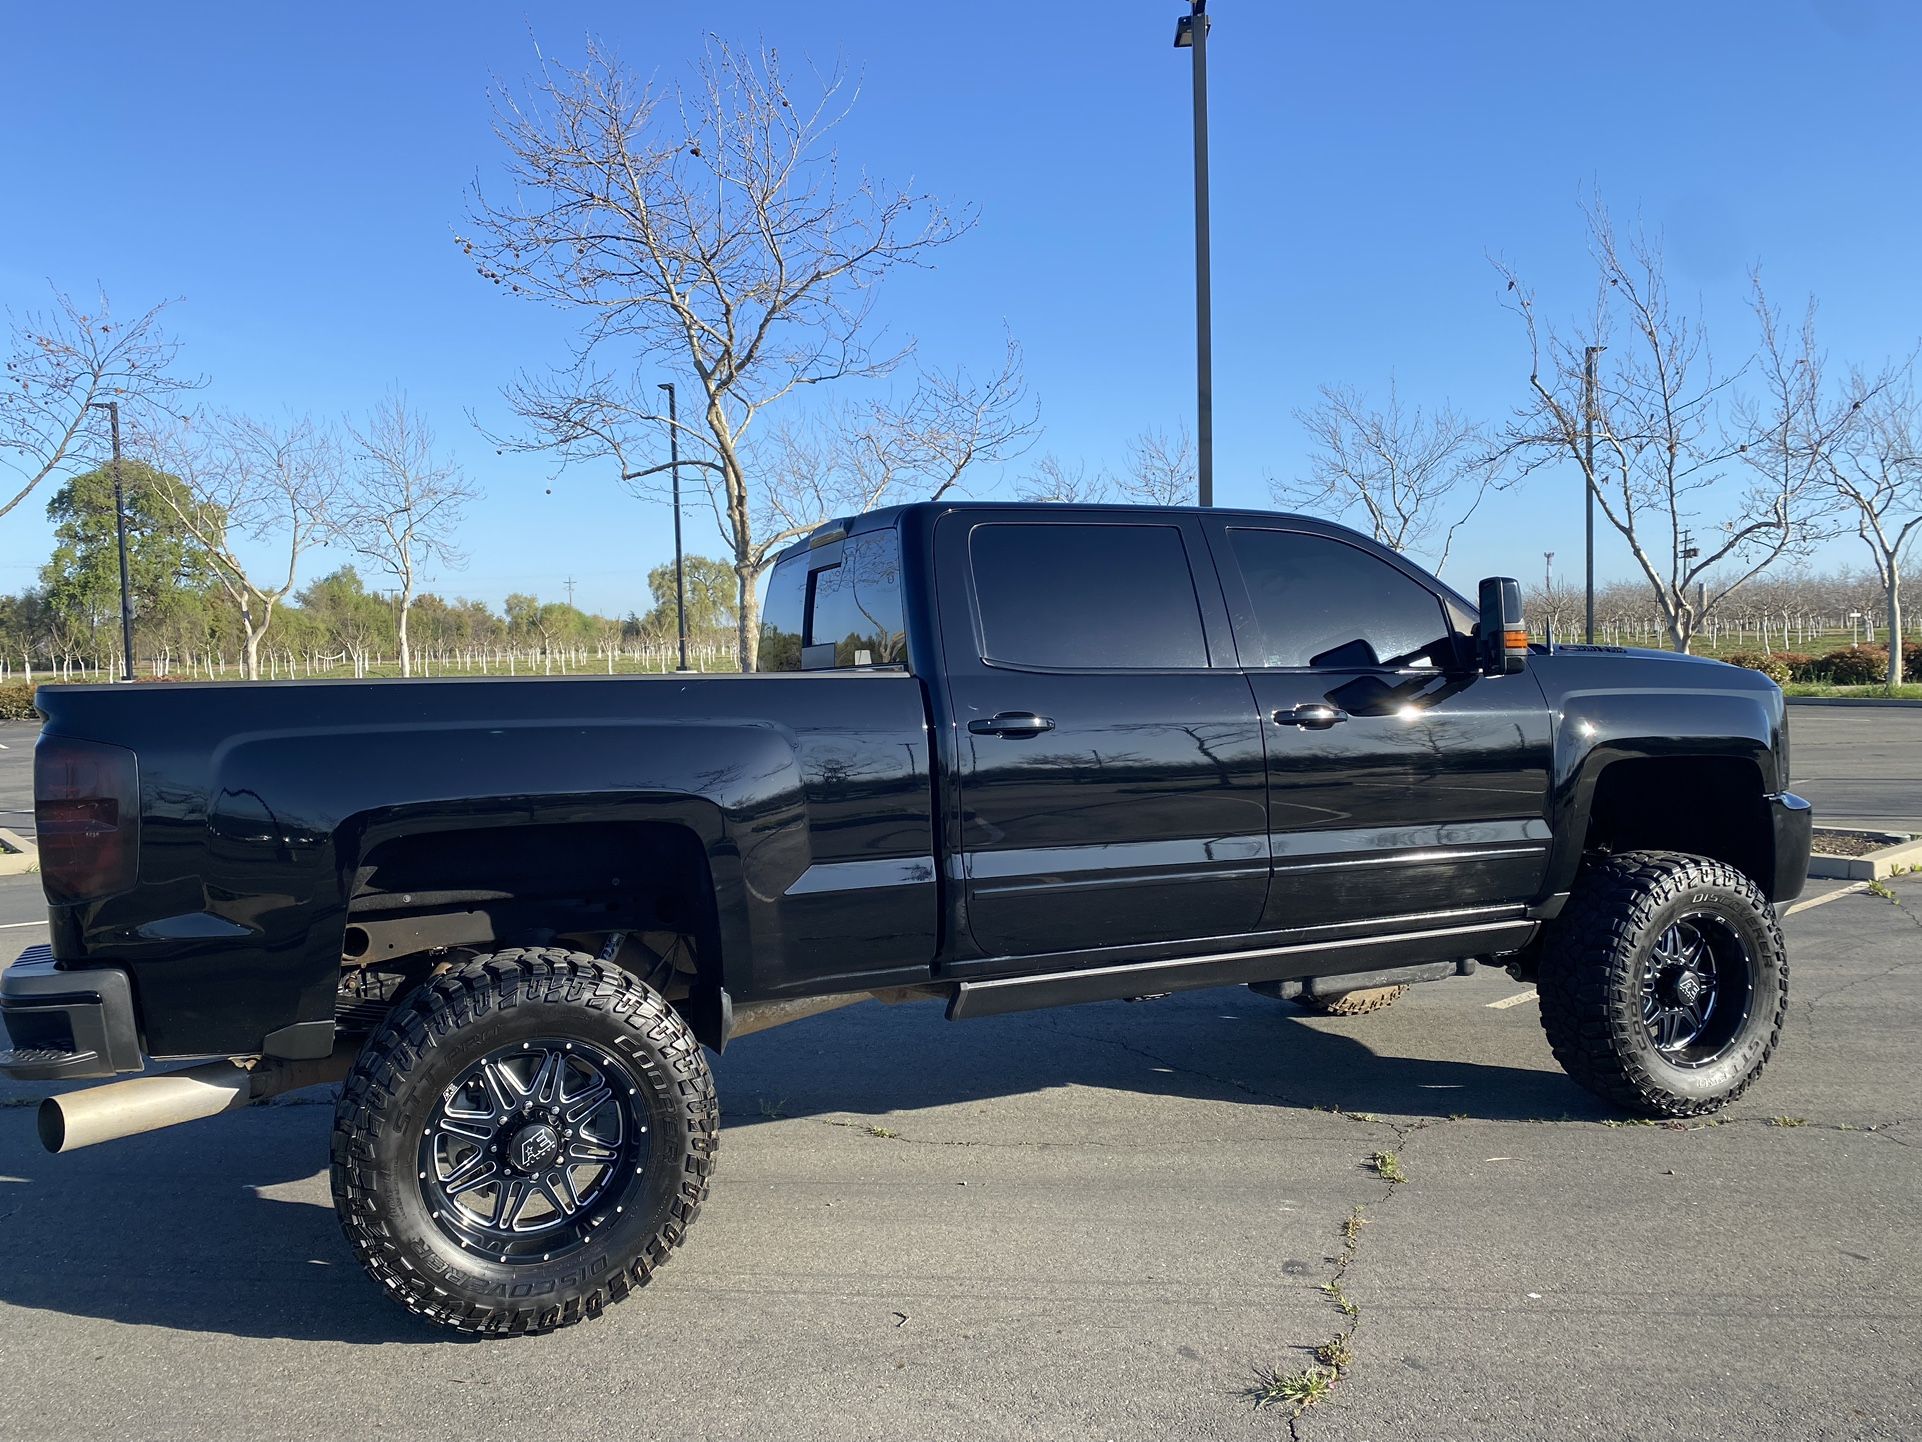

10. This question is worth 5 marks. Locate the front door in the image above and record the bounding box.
[935,511,1270,962]
[1203,521,1554,937]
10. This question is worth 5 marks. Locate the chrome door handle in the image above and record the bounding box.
[968,712,1057,738]
[1273,703,1347,729]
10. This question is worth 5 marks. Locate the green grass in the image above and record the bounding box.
[1368,1150,1406,1184]
[1781,682,1922,700]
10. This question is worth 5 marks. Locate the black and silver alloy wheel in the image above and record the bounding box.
[1539,851,1788,1118]
[1638,913,1753,1067]
[332,948,717,1335]
[420,1039,647,1264]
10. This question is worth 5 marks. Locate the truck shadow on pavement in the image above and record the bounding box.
[0,1102,435,1345]
[714,989,1615,1130]
[0,986,1607,1343]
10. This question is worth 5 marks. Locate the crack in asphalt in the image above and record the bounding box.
[1801,903,1922,1029]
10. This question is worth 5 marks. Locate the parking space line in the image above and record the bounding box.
[0,920,47,930]
[1785,881,1872,915]
[1487,988,1537,1009]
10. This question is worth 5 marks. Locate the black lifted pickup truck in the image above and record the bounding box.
[3,501,1811,1334]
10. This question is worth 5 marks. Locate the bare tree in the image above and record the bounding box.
[464,39,1026,668]
[150,413,338,679]
[745,337,1033,573]
[1121,426,1197,505]
[1496,202,1832,651]
[1018,454,1113,504]
[337,394,478,677]
[1817,374,1922,683]
[1522,577,1584,645]
[1276,382,1494,575]
[1,286,195,522]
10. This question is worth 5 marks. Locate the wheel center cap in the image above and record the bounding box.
[1670,970,1704,1008]
[507,1122,561,1174]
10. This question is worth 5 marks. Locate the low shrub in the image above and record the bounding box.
[1819,646,1889,685]
[1722,652,1792,685]
[0,679,40,720]
[1868,639,1922,676]
[1775,652,1820,682]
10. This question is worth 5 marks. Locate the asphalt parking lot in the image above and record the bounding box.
[0,709,1919,1440]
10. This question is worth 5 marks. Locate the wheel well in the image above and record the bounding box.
[341,820,726,1040]
[1582,756,1773,891]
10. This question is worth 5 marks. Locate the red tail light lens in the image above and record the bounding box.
[34,737,140,905]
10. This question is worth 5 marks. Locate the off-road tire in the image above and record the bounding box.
[1298,985,1408,1016]
[1538,851,1787,1118]
[331,948,717,1334]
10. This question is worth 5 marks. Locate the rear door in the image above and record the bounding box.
[934,510,1269,961]
[1204,522,1554,936]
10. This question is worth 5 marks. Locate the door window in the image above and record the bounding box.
[970,522,1209,670]
[1225,528,1456,669]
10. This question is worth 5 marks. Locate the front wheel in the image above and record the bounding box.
[331,948,717,1334]
[1538,851,1788,1117]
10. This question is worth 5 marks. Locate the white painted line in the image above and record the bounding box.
[1785,881,1872,916]
[0,920,47,930]
[1487,988,1538,1009]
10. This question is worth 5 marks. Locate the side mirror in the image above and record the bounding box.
[1477,577,1528,676]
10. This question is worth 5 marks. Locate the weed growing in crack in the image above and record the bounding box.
[1369,1150,1406,1183]
[1244,1363,1337,1414]
[1341,1206,1369,1246]
[1313,1335,1355,1370]
[865,1124,900,1139]
[1320,1278,1360,1322]
[1768,1116,1809,1127]
[1866,879,1899,902]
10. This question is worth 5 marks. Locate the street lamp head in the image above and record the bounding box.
[1173,12,1209,46]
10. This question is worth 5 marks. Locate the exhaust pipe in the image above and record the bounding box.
[38,1047,355,1154]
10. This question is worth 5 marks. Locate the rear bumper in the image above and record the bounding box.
[1768,791,1813,904]
[0,945,144,1081]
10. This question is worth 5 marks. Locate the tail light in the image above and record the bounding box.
[35,737,140,905]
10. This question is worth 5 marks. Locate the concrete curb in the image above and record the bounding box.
[1809,833,1922,881]
[0,827,35,877]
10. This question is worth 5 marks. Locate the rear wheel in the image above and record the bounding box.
[1538,851,1787,1117]
[331,948,716,1334]
[1297,985,1407,1016]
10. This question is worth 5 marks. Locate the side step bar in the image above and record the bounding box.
[1250,960,1461,1002]
[947,919,1536,1022]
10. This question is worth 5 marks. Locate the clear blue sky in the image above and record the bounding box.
[4,1,1918,616]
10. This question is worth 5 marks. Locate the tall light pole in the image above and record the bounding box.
[656,383,691,672]
[87,399,136,682]
[1582,344,1605,642]
[1174,1,1213,506]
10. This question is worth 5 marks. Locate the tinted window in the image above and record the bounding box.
[757,556,806,672]
[971,523,1209,669]
[807,532,907,667]
[1226,528,1454,669]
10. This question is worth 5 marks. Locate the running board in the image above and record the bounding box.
[946,920,1537,1021]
